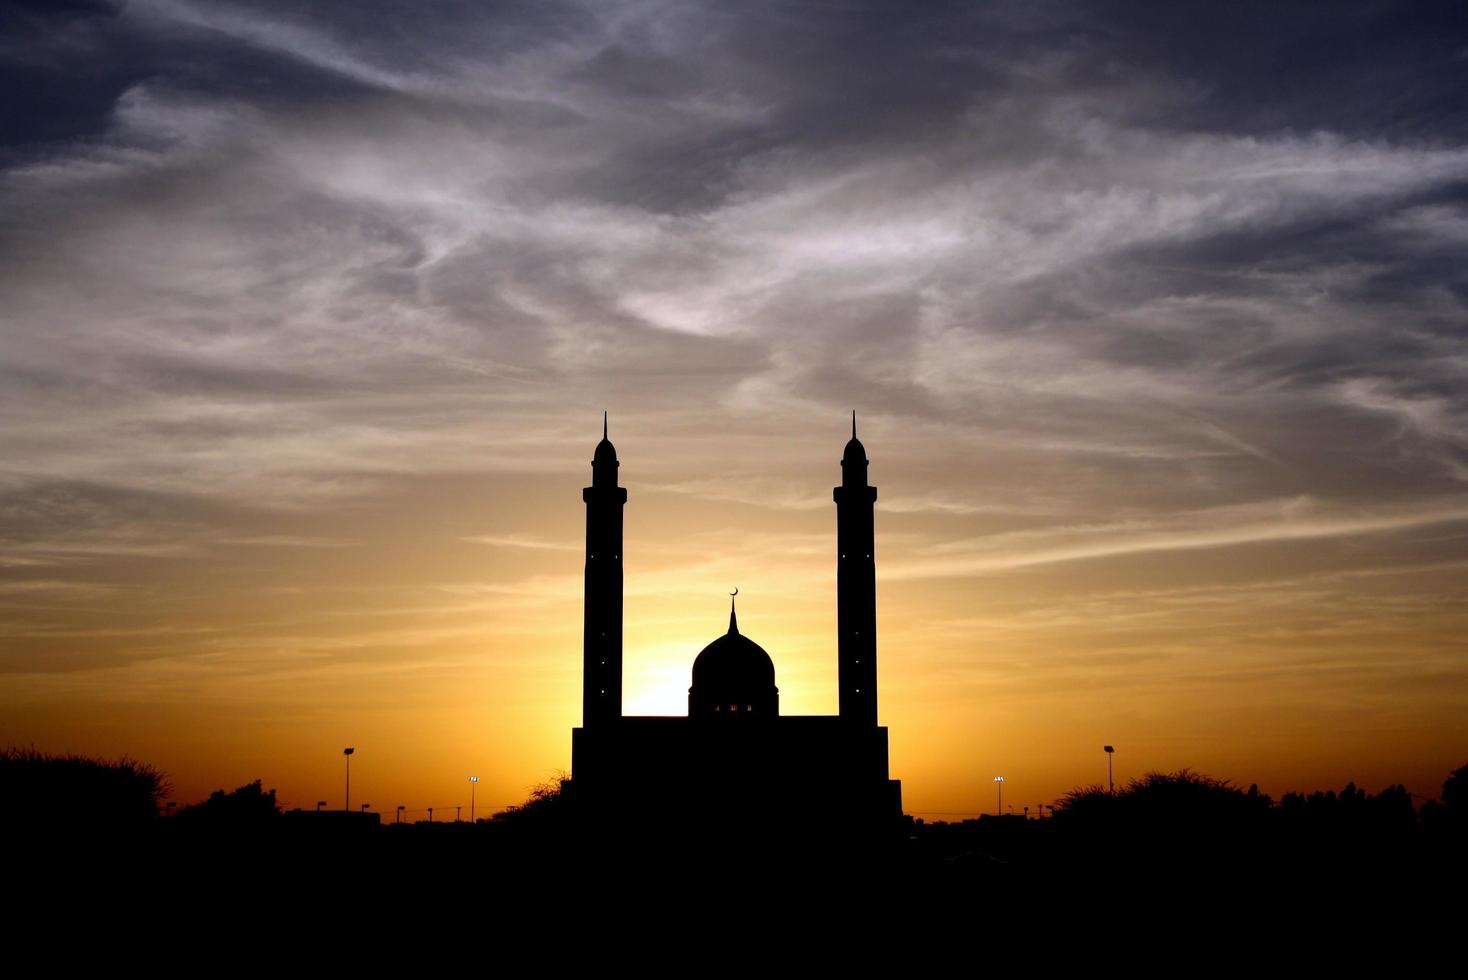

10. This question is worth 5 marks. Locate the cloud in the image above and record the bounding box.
[886,496,1468,579]
[460,533,580,551]
[1,0,1466,697]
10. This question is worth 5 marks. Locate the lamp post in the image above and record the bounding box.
[427,807,434,823]
[316,800,326,812]
[469,776,480,823]
[343,747,355,811]
[994,776,1005,815]
[360,804,370,812]
[1104,745,1115,794]
[396,805,404,825]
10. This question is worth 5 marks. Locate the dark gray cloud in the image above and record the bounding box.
[2,0,1467,606]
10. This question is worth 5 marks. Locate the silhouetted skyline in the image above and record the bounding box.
[568,420,901,825]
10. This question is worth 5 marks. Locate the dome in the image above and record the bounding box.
[692,631,775,693]
[688,605,779,717]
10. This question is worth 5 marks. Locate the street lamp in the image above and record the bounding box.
[427,807,434,823]
[1104,745,1115,794]
[469,776,480,823]
[360,804,370,812]
[343,747,355,811]
[994,776,1005,815]
[316,800,327,812]
[396,805,404,824]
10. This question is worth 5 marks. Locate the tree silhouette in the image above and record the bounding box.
[176,779,280,826]
[1442,763,1468,812]
[493,773,569,828]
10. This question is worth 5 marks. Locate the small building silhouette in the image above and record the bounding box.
[565,416,902,829]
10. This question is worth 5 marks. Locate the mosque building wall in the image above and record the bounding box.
[566,417,902,826]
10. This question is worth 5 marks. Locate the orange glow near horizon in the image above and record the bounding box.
[4,422,1466,820]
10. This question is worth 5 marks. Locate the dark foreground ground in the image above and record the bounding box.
[5,758,1465,953]
[13,808,1463,962]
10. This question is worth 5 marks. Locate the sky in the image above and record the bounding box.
[2,0,1466,820]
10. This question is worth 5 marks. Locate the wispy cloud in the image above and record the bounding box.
[460,533,580,552]
[888,497,1468,578]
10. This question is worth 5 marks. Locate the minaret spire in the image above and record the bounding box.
[835,417,878,726]
[583,415,627,726]
[729,588,739,634]
[603,410,608,440]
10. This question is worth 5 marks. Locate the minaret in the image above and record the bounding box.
[583,412,626,726]
[834,412,878,726]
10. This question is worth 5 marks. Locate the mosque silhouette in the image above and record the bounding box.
[564,416,902,826]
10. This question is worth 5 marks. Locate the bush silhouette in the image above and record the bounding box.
[1056,769,1268,822]
[0,745,168,831]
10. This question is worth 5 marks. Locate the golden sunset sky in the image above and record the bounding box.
[3,0,1466,818]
